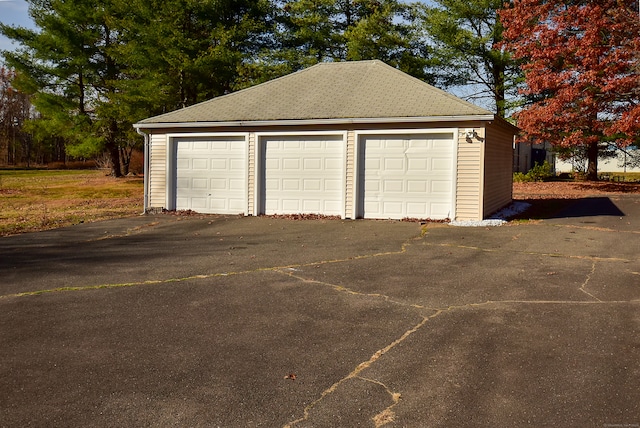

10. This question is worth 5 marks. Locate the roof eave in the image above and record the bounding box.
[133,115,498,130]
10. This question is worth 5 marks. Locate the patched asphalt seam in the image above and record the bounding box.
[579,261,602,302]
[0,240,418,299]
[424,242,635,263]
[276,269,638,428]
[283,315,433,428]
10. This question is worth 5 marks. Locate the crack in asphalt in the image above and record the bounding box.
[0,241,417,299]
[579,261,602,302]
[282,315,432,428]
[425,242,634,263]
[550,223,640,234]
[89,222,162,241]
[3,230,638,427]
[276,267,640,428]
[363,376,402,428]
[274,255,638,427]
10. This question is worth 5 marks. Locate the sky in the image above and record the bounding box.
[0,0,30,52]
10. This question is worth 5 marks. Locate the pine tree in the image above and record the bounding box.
[423,0,520,117]
[276,0,433,81]
[1,0,136,176]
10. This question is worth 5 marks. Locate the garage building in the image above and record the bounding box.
[134,60,517,221]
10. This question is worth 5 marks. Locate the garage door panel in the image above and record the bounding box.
[365,201,381,213]
[432,158,451,171]
[175,137,247,214]
[282,158,300,170]
[210,179,227,190]
[230,159,244,169]
[304,140,322,149]
[432,180,452,193]
[365,181,380,191]
[265,179,280,191]
[366,158,381,169]
[385,158,404,170]
[360,133,453,220]
[383,180,403,192]
[211,159,227,169]
[303,179,321,191]
[385,139,404,149]
[304,158,323,170]
[408,158,428,170]
[192,178,208,189]
[265,159,280,169]
[192,159,208,169]
[407,202,427,215]
[229,199,245,211]
[430,203,451,217]
[432,140,451,150]
[190,198,207,209]
[325,158,342,170]
[303,200,321,211]
[326,140,343,150]
[262,135,344,216]
[210,198,227,210]
[282,199,301,211]
[409,139,428,148]
[229,179,244,190]
[407,180,427,193]
[325,179,342,191]
[190,141,207,150]
[324,200,342,212]
[283,141,301,150]
[383,202,403,215]
[283,179,300,191]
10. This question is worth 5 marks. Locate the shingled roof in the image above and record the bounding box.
[136,60,493,126]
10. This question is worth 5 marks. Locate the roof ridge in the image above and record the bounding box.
[137,60,494,124]
[371,60,490,113]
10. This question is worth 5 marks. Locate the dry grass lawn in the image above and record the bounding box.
[0,169,143,236]
[2,169,640,236]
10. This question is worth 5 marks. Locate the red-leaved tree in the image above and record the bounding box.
[500,0,640,179]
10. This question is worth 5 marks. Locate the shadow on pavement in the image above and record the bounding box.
[514,197,625,220]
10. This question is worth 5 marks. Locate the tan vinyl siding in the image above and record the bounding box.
[455,128,483,220]
[345,130,355,218]
[483,124,514,217]
[247,132,255,215]
[140,120,516,220]
[148,133,167,209]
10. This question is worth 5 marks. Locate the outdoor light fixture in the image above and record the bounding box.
[465,129,477,140]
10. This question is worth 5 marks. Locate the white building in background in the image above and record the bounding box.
[515,141,640,176]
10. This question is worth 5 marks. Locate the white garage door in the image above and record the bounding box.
[358,133,454,220]
[261,135,344,216]
[175,137,246,214]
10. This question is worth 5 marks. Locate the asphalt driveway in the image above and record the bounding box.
[1,194,639,427]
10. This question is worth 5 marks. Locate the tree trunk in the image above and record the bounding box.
[586,140,599,181]
[107,141,122,177]
[492,60,506,118]
[106,120,122,177]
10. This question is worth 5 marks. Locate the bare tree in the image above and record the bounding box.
[0,67,32,165]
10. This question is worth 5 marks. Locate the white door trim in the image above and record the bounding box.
[353,129,458,220]
[254,131,348,218]
[166,132,250,213]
